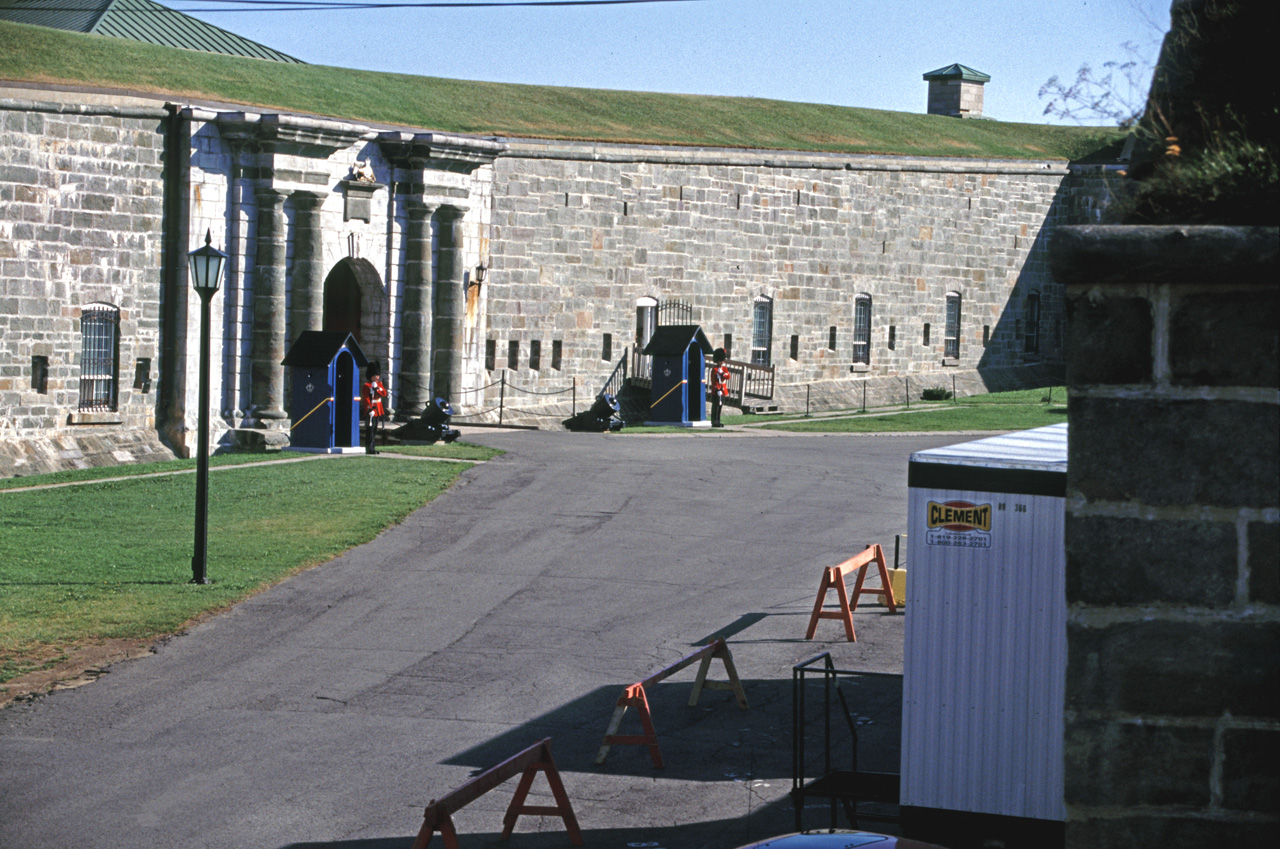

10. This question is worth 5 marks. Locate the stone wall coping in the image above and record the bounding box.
[209,111,375,154]
[496,136,1081,174]
[0,96,167,120]
[1051,224,1279,286]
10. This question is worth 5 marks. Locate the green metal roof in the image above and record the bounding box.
[922,63,990,83]
[0,0,302,62]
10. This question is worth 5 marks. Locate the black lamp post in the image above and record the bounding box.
[188,230,227,585]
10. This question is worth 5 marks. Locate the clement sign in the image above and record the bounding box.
[925,499,993,548]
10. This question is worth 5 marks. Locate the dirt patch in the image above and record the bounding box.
[0,637,164,709]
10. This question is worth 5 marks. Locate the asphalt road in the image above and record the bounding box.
[0,429,966,849]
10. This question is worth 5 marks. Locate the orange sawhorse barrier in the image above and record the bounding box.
[412,738,583,849]
[804,544,898,642]
[595,637,748,769]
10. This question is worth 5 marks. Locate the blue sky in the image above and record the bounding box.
[177,0,1170,125]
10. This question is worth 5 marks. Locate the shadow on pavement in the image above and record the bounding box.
[439,678,794,783]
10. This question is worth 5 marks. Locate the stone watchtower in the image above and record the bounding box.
[923,64,990,118]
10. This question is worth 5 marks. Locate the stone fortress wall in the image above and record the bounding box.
[1,87,1114,476]
[486,139,1110,413]
[0,98,175,474]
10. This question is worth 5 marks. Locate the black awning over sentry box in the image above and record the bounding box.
[642,325,713,427]
[282,332,369,453]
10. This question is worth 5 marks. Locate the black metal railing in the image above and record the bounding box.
[657,300,693,325]
[600,348,629,399]
[792,653,902,832]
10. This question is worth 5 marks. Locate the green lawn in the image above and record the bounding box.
[0,20,1122,160]
[0,443,500,491]
[0,455,482,685]
[0,451,286,491]
[761,402,1067,433]
[619,387,1067,433]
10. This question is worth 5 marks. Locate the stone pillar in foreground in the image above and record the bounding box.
[432,204,467,403]
[290,190,328,345]
[399,200,437,416]
[1052,224,1279,849]
[250,186,289,423]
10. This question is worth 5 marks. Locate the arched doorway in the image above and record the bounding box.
[323,266,362,341]
[321,257,389,371]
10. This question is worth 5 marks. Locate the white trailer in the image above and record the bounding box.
[901,423,1067,847]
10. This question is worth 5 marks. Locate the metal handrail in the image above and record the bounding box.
[792,652,903,831]
[599,346,629,399]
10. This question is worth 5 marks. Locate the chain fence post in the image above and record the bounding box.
[499,372,506,426]
[906,376,910,410]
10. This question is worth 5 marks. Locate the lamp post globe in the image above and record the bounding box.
[188,230,227,585]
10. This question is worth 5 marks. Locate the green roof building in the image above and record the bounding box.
[0,0,301,62]
[923,63,990,118]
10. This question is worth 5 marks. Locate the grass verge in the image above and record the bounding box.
[0,455,476,687]
[0,443,501,491]
[761,402,1067,433]
[0,451,286,491]
[619,387,1067,433]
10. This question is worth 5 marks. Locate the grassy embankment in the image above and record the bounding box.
[0,445,499,687]
[1,20,1122,160]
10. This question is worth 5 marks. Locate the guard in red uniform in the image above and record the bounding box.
[361,365,388,454]
[709,348,730,428]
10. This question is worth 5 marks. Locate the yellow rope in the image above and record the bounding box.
[290,397,334,430]
[650,380,688,409]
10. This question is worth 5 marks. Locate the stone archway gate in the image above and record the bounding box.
[178,110,505,452]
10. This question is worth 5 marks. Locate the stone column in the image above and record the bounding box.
[1052,224,1279,849]
[398,200,437,417]
[432,204,467,403]
[250,187,289,423]
[290,190,327,346]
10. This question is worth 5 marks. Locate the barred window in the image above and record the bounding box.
[750,296,772,366]
[507,340,519,370]
[852,294,872,365]
[1024,293,1041,354]
[552,340,563,371]
[485,339,497,371]
[79,304,120,411]
[944,293,962,359]
[530,340,542,371]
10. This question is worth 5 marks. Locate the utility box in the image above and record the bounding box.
[642,324,713,427]
[901,423,1067,848]
[281,331,369,453]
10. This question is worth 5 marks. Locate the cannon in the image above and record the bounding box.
[418,396,462,444]
[564,393,625,432]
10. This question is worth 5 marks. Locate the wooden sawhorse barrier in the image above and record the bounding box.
[595,637,748,769]
[805,544,898,642]
[412,738,583,849]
